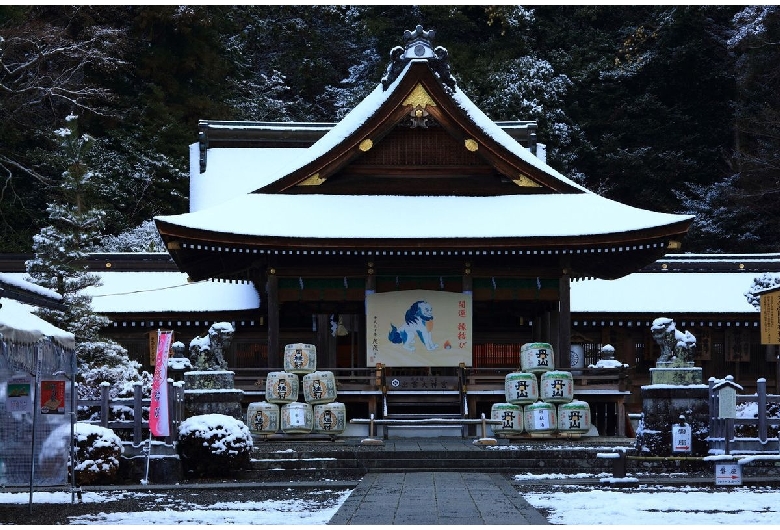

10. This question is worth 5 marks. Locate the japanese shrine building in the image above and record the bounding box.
[151,26,695,431]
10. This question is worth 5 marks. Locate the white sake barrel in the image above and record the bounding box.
[313,402,347,435]
[246,401,279,435]
[558,400,591,435]
[540,370,574,404]
[490,403,524,435]
[281,402,313,434]
[524,401,557,436]
[303,370,337,404]
[504,372,539,405]
[520,342,555,374]
[265,371,299,404]
[284,343,317,374]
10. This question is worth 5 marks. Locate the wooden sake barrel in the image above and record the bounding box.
[520,342,555,374]
[524,401,557,436]
[490,402,524,435]
[281,402,313,434]
[302,370,337,404]
[558,400,592,436]
[313,402,347,435]
[284,343,317,374]
[504,371,539,405]
[265,371,299,404]
[246,401,279,435]
[540,370,574,404]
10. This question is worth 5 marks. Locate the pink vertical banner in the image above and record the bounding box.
[149,330,173,437]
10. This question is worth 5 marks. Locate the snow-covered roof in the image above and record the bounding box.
[82,272,259,313]
[163,55,691,244]
[0,265,763,318]
[0,298,75,349]
[571,272,758,314]
[0,272,62,300]
[158,192,691,241]
[190,145,307,212]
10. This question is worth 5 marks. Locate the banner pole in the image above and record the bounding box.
[142,429,152,485]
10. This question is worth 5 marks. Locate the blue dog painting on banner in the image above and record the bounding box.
[366,290,472,367]
[388,300,438,352]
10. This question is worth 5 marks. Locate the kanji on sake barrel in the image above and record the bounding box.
[281,402,313,434]
[504,371,539,405]
[520,342,555,374]
[265,371,299,404]
[540,370,574,404]
[246,401,280,435]
[303,370,337,404]
[558,400,591,436]
[284,343,317,374]
[490,402,524,435]
[313,402,346,435]
[524,401,557,436]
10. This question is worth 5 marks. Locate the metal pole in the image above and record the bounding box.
[70,348,77,504]
[29,345,42,514]
[142,430,152,485]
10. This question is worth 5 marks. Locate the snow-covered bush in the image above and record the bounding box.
[72,423,124,485]
[177,414,253,477]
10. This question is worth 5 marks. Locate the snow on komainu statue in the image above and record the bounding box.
[650,317,696,365]
[189,322,235,371]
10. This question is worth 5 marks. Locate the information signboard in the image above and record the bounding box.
[672,423,692,453]
[715,463,742,486]
[760,289,780,345]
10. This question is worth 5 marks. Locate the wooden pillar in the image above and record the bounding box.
[249,266,268,368]
[366,261,376,294]
[559,272,571,369]
[267,268,280,368]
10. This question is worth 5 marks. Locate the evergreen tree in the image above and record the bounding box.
[25,114,109,340]
[25,115,150,415]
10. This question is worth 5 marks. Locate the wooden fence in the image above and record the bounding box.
[708,378,780,453]
[77,381,184,445]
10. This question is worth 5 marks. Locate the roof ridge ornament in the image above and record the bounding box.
[381,25,457,92]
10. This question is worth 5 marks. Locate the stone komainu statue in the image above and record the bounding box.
[189,322,235,371]
[650,317,696,364]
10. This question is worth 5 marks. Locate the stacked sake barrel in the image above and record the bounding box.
[246,343,346,437]
[490,342,591,438]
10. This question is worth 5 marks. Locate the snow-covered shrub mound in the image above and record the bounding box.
[177,414,253,477]
[72,422,124,485]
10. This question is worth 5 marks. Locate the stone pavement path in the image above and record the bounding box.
[328,471,549,525]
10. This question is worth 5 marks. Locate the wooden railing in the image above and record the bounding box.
[709,378,780,453]
[78,381,184,445]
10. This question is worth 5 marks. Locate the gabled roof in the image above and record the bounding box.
[155,26,693,282]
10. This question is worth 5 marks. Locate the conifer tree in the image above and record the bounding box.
[25,114,109,340]
[25,115,150,413]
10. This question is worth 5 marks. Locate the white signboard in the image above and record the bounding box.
[672,424,692,453]
[366,290,472,367]
[715,463,742,486]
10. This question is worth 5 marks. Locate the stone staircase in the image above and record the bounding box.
[241,436,634,482]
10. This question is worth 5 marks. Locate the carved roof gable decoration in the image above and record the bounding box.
[381,25,456,92]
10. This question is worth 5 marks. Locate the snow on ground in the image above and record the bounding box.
[0,488,351,525]
[4,473,780,525]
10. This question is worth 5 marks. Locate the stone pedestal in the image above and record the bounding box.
[636,384,709,456]
[183,370,244,420]
[650,361,703,385]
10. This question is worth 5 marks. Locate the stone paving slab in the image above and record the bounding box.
[327,471,549,525]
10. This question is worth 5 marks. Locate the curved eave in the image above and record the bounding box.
[156,216,691,283]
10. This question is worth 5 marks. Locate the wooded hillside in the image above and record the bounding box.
[1,5,777,254]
